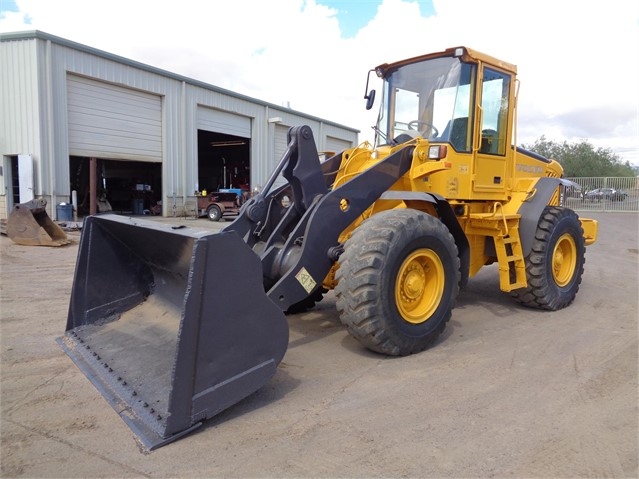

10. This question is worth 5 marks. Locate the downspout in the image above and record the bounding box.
[89,157,97,215]
[179,80,187,216]
[45,39,55,211]
[318,121,324,154]
[264,106,270,193]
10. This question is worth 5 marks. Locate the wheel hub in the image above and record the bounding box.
[402,265,425,301]
[396,248,444,324]
[552,233,577,287]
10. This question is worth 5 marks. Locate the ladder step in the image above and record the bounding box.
[494,231,527,291]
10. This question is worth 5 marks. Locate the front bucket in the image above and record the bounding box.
[57,214,289,450]
[7,199,71,246]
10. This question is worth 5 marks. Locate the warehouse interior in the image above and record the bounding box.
[197,130,251,195]
[70,156,162,215]
[68,130,251,216]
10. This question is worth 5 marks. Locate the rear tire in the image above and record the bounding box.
[335,209,460,356]
[511,206,585,310]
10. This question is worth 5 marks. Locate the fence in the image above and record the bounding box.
[562,177,639,213]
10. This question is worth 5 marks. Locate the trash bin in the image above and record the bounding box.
[56,203,73,221]
[131,199,144,215]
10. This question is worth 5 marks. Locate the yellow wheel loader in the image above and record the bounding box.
[57,47,598,450]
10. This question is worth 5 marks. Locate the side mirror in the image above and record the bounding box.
[365,89,376,110]
[363,68,376,110]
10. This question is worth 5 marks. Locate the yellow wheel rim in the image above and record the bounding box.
[552,233,577,287]
[395,248,445,324]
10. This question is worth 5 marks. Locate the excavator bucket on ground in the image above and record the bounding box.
[56,214,289,450]
[6,199,71,246]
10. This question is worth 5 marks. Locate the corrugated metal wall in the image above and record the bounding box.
[0,37,42,197]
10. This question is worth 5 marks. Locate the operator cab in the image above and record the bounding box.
[367,46,515,157]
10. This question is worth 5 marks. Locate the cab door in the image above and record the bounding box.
[473,66,512,195]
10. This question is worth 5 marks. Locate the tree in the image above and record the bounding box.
[521,136,636,177]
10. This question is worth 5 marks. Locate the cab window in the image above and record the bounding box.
[480,68,510,155]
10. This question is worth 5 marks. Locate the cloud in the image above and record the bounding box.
[552,106,636,140]
[1,0,638,163]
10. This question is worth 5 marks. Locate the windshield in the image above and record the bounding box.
[377,56,475,151]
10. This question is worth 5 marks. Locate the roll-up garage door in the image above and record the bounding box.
[197,106,251,137]
[326,136,352,155]
[67,75,162,162]
[272,124,290,189]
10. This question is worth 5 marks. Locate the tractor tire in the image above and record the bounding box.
[335,209,460,356]
[511,206,585,310]
[207,204,222,222]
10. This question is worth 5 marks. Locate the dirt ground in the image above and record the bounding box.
[1,212,637,478]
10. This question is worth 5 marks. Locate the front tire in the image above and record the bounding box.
[511,206,585,310]
[335,210,460,356]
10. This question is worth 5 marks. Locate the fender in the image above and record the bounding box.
[379,191,470,288]
[517,177,571,256]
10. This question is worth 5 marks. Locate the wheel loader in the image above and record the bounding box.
[57,46,598,450]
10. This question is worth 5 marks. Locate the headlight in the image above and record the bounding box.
[428,145,448,159]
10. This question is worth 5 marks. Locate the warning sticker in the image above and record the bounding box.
[295,267,317,294]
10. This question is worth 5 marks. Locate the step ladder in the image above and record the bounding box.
[493,228,527,291]
[467,202,528,292]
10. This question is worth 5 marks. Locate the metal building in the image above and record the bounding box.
[0,30,358,219]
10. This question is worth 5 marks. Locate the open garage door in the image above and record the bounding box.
[70,157,162,216]
[67,75,162,162]
[197,107,251,138]
[67,76,163,216]
[197,131,250,195]
[197,107,251,197]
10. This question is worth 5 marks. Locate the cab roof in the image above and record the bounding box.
[374,46,518,77]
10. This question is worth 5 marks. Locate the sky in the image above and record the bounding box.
[1,0,638,165]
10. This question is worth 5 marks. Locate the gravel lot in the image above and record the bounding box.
[1,211,637,478]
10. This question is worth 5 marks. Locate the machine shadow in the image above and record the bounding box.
[190,265,546,441]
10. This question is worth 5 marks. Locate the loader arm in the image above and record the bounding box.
[225,125,415,311]
[225,125,329,246]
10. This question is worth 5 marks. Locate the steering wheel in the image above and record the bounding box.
[407,120,439,138]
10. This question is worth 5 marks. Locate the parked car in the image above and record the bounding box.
[584,187,628,202]
[564,185,583,198]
